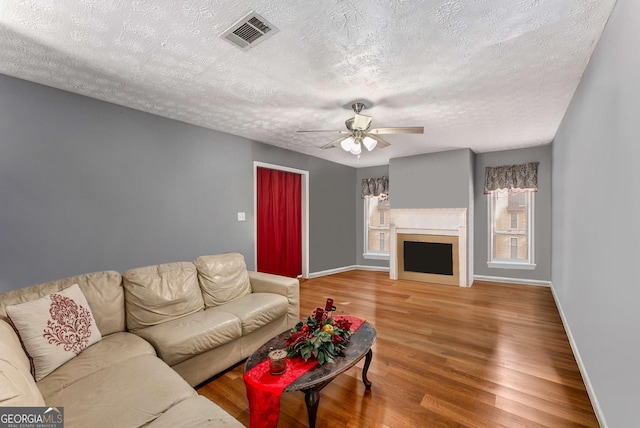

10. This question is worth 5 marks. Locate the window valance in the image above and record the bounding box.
[361,176,388,199]
[484,162,539,194]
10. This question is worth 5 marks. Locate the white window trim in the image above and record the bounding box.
[363,198,390,260]
[487,261,537,270]
[487,190,536,270]
[363,253,390,260]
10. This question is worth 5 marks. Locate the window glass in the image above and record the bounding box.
[489,189,534,267]
[365,198,390,256]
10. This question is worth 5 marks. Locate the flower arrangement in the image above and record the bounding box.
[285,299,353,365]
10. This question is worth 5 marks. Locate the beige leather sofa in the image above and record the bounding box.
[0,253,300,427]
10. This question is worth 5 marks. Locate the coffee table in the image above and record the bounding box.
[244,321,376,428]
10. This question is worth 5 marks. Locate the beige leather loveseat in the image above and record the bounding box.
[0,253,299,427]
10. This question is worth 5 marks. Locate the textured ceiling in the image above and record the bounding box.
[0,0,616,167]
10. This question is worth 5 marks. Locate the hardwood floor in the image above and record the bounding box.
[197,270,598,427]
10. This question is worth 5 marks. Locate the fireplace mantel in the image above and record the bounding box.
[390,208,469,287]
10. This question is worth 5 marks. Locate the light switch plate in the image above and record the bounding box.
[237,212,246,222]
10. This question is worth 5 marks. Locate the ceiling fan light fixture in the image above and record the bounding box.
[362,136,377,151]
[350,139,362,155]
[353,114,372,131]
[340,137,355,152]
[302,100,424,156]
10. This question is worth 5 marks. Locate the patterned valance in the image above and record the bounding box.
[361,176,388,199]
[484,162,539,194]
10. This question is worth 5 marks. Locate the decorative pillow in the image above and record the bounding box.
[5,284,102,381]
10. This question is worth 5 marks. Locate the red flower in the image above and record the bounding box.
[334,318,352,331]
[285,331,307,347]
[332,335,343,344]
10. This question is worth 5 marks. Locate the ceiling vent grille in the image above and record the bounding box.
[220,11,279,51]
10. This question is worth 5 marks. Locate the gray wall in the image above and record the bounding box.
[356,165,390,268]
[389,149,474,209]
[474,145,552,282]
[0,74,355,291]
[552,0,639,426]
[308,157,357,272]
[389,149,474,284]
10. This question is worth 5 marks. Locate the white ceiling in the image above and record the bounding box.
[0,1,616,168]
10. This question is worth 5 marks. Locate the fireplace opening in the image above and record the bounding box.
[397,233,460,286]
[403,241,453,276]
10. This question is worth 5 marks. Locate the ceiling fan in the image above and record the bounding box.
[297,102,424,155]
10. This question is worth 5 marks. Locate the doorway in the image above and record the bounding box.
[253,162,309,278]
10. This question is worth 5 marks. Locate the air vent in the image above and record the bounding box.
[220,11,279,51]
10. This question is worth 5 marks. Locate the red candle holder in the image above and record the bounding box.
[325,298,334,312]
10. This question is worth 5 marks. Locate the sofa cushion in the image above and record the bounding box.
[44,354,197,428]
[0,359,46,406]
[134,310,242,366]
[248,271,300,328]
[207,293,288,335]
[195,253,252,308]
[6,284,102,381]
[0,321,45,406]
[37,332,155,399]
[145,395,243,427]
[0,271,125,336]
[123,262,204,331]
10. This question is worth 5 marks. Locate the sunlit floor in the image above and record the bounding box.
[198,270,598,427]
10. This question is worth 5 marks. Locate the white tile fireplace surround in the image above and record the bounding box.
[390,208,469,287]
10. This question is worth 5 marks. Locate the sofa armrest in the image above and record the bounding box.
[248,271,300,328]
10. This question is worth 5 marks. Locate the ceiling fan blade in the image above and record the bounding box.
[352,113,372,131]
[320,136,349,149]
[369,127,424,135]
[297,130,350,133]
[364,134,391,148]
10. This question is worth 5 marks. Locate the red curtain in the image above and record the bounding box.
[257,167,302,278]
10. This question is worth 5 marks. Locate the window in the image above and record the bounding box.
[510,237,518,259]
[488,189,535,269]
[364,197,390,259]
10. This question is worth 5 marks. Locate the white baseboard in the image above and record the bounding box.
[550,286,607,428]
[308,265,389,278]
[310,271,547,285]
[473,275,551,287]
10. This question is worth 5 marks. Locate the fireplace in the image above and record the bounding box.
[390,208,469,287]
[397,233,459,286]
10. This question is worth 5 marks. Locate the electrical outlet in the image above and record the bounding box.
[237,212,246,222]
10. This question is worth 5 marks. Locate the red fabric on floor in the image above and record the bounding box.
[243,316,365,428]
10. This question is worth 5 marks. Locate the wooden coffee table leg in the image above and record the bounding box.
[304,387,320,428]
[362,348,373,389]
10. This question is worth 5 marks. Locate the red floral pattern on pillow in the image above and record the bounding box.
[43,293,93,355]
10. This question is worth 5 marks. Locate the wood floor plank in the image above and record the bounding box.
[197,271,598,427]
